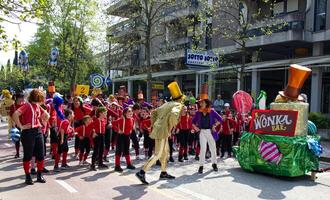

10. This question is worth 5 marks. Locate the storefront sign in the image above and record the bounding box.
[152,81,164,90]
[185,49,219,67]
[250,110,298,137]
[75,85,90,96]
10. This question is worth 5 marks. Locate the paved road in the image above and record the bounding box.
[1,123,330,200]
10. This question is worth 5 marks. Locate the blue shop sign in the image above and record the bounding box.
[185,49,219,67]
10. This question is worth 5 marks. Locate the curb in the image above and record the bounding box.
[320,157,330,163]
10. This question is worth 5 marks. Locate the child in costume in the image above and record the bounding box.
[176,106,192,162]
[221,112,235,158]
[112,107,136,172]
[136,81,185,185]
[54,109,74,172]
[76,115,93,165]
[140,108,153,159]
[91,107,108,171]
[12,89,50,185]
[131,104,142,159]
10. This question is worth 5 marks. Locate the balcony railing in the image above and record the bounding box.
[108,17,141,38]
[246,12,305,37]
[160,37,192,54]
[163,0,199,21]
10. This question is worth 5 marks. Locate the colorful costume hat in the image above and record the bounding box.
[168,81,184,101]
[48,81,55,93]
[200,83,209,100]
[279,64,311,101]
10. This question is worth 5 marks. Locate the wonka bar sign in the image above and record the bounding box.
[250,110,298,137]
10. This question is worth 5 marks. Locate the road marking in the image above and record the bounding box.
[4,143,12,147]
[55,180,78,193]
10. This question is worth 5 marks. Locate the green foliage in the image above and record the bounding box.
[309,112,330,129]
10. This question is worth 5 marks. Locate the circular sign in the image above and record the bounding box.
[90,73,105,88]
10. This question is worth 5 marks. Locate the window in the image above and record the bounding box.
[287,0,299,12]
[315,0,327,31]
[274,1,285,15]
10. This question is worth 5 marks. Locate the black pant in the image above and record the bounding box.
[74,135,80,152]
[79,137,91,155]
[43,134,47,156]
[104,126,111,151]
[50,127,58,144]
[233,131,240,145]
[92,134,104,166]
[21,128,44,162]
[111,129,118,148]
[74,120,84,152]
[144,133,154,158]
[116,134,130,156]
[130,130,139,151]
[169,137,174,157]
[221,134,233,155]
[179,130,189,149]
[58,134,69,154]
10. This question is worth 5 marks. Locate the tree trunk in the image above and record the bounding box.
[146,24,152,102]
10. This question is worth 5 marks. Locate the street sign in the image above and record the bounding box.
[152,81,164,90]
[75,85,90,96]
[185,49,219,67]
[250,109,298,137]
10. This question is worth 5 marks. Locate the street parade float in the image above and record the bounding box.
[234,64,327,180]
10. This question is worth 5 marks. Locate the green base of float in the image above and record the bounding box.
[233,132,319,177]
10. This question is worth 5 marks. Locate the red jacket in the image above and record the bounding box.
[112,117,134,135]
[75,124,93,138]
[177,115,192,130]
[92,117,107,134]
[140,118,152,134]
[222,119,236,135]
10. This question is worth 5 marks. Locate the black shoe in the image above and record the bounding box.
[220,154,224,158]
[98,163,109,169]
[127,165,136,170]
[184,155,188,160]
[31,168,37,175]
[198,166,203,174]
[135,171,148,185]
[178,157,184,162]
[114,166,123,172]
[61,164,70,170]
[25,174,34,185]
[53,166,60,172]
[42,168,49,173]
[103,157,109,163]
[160,172,175,180]
[36,172,46,183]
[90,165,97,171]
[14,154,19,158]
[169,157,174,162]
[195,156,199,161]
[212,163,218,172]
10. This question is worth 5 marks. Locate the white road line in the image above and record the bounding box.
[4,143,12,147]
[55,180,78,193]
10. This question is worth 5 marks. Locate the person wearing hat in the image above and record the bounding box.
[136,81,185,185]
[192,83,223,174]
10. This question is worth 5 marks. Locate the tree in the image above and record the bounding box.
[212,0,284,90]
[0,0,46,50]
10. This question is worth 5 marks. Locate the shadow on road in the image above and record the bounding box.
[81,170,114,182]
[112,185,148,200]
[209,167,318,200]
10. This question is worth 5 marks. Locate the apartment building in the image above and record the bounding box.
[107,0,330,113]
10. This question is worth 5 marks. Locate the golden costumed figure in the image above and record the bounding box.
[136,81,185,185]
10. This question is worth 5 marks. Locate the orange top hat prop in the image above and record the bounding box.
[279,64,311,101]
[168,81,184,101]
[200,83,209,100]
[48,81,55,93]
[137,91,144,100]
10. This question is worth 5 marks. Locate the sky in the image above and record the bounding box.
[0,21,38,66]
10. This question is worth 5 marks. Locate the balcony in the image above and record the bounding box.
[163,0,199,22]
[107,18,141,43]
[245,12,305,47]
[107,0,139,18]
[107,47,141,71]
[159,37,192,60]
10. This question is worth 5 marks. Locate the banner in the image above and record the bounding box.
[250,109,298,137]
[75,85,90,96]
[185,49,219,67]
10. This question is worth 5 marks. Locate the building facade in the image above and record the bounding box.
[106,0,330,113]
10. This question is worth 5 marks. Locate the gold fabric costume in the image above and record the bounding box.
[143,101,183,172]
